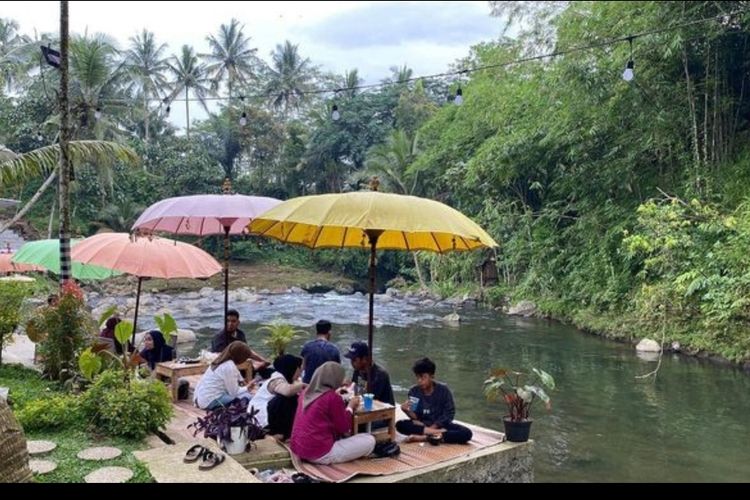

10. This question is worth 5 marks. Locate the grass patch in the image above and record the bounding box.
[26,429,152,483]
[1,363,153,483]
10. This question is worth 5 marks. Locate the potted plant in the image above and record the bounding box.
[257,321,306,358]
[483,367,555,442]
[189,398,265,455]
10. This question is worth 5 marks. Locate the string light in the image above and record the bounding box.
[331,104,340,121]
[144,9,748,107]
[94,107,102,120]
[454,86,463,106]
[622,37,635,82]
[239,111,247,126]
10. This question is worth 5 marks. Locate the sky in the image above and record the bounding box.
[1,1,501,128]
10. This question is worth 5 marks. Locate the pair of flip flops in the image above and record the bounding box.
[183,444,226,470]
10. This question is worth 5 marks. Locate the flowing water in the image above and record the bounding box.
[164,293,750,482]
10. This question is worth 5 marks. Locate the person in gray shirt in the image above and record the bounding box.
[396,357,472,444]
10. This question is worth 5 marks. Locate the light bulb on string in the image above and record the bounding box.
[331,104,340,121]
[622,37,635,82]
[239,111,247,127]
[94,107,102,120]
[454,87,463,106]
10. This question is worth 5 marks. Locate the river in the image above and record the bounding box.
[132,291,750,482]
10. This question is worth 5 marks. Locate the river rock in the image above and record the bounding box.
[375,294,393,303]
[507,300,538,317]
[334,283,354,295]
[670,341,682,353]
[636,338,661,352]
[385,287,401,298]
[182,291,200,300]
[199,287,214,298]
[289,286,306,294]
[175,329,196,344]
[442,312,461,325]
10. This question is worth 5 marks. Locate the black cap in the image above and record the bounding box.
[344,341,369,359]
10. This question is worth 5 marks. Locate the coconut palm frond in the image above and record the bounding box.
[0,140,140,186]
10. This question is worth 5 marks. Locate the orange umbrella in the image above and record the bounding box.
[0,253,44,274]
[71,232,222,338]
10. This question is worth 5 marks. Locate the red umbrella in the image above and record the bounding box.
[131,187,281,330]
[71,232,222,339]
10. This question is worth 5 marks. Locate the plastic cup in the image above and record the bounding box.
[363,393,374,411]
[408,396,419,412]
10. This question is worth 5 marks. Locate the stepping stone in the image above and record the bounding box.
[77,446,122,461]
[29,459,57,475]
[27,440,57,455]
[84,466,133,483]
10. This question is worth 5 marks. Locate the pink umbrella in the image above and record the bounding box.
[72,232,222,339]
[131,191,281,330]
[0,253,44,274]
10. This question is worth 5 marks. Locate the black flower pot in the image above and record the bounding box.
[503,418,532,442]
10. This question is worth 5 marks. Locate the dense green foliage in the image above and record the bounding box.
[16,393,82,431]
[3,2,750,362]
[80,369,173,440]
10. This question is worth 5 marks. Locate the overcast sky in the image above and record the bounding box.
[2,1,501,128]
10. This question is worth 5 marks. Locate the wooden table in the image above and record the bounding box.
[155,361,209,401]
[352,400,396,442]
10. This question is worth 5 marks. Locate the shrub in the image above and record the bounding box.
[35,282,97,380]
[81,369,173,439]
[16,394,83,431]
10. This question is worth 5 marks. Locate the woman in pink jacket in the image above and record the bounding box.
[290,361,375,464]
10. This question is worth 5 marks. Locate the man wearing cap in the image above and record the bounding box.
[345,341,395,406]
[300,319,342,384]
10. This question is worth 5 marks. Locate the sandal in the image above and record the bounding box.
[198,450,226,470]
[183,444,206,463]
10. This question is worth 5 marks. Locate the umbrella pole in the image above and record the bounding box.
[132,277,142,347]
[365,230,382,393]
[224,225,230,334]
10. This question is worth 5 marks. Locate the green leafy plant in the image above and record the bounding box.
[483,367,555,422]
[35,282,97,380]
[258,321,306,357]
[78,347,103,381]
[16,394,83,431]
[80,368,173,439]
[154,312,178,345]
[0,281,31,365]
[97,305,118,328]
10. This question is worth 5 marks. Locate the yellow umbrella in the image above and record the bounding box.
[248,188,498,385]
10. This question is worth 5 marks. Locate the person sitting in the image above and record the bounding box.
[250,354,305,441]
[344,341,394,405]
[396,357,472,445]
[300,319,341,384]
[139,330,175,372]
[290,362,375,464]
[98,316,123,354]
[194,341,255,410]
[210,308,272,377]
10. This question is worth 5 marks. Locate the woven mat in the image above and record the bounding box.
[288,422,505,483]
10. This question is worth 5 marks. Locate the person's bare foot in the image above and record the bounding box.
[404,435,427,443]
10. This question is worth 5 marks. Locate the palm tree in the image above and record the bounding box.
[0,18,31,93]
[69,32,127,139]
[166,45,213,138]
[364,129,426,287]
[265,41,314,116]
[124,29,168,145]
[340,68,361,98]
[388,64,413,84]
[0,141,140,234]
[92,199,145,233]
[203,18,258,98]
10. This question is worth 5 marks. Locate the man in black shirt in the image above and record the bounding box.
[396,357,472,444]
[345,341,394,405]
[210,309,270,375]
